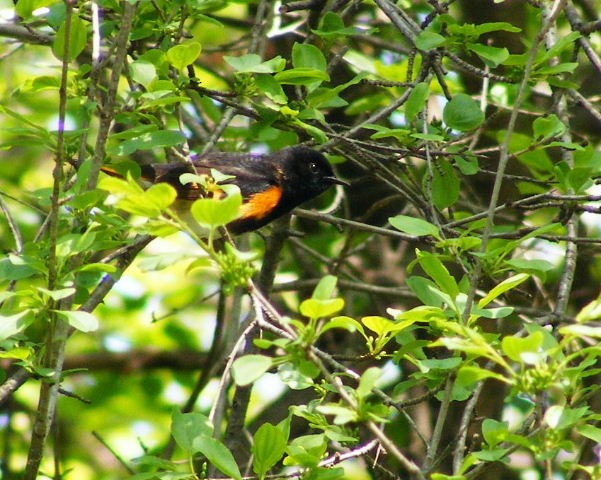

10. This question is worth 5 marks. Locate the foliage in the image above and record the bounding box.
[1,1,601,479]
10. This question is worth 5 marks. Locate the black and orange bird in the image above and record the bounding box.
[102,146,348,235]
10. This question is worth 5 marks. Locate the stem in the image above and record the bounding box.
[24,4,74,476]
[463,0,568,320]
[86,1,138,190]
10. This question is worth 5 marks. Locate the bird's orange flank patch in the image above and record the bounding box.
[239,186,283,220]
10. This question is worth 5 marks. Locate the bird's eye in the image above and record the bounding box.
[308,162,319,174]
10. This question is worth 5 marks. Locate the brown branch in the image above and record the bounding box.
[62,349,207,371]
[0,23,53,44]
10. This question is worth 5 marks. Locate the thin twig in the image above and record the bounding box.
[24,4,74,477]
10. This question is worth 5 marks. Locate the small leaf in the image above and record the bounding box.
[53,15,87,61]
[356,367,381,400]
[113,130,186,155]
[299,298,344,319]
[190,189,242,228]
[119,182,177,218]
[312,275,338,300]
[192,436,242,480]
[416,250,459,299]
[453,154,480,175]
[482,419,509,448]
[389,215,439,237]
[443,94,484,131]
[171,411,213,452]
[274,68,330,85]
[456,365,510,389]
[575,297,601,323]
[532,114,566,141]
[406,276,447,308]
[37,286,75,301]
[501,331,543,363]
[292,43,327,71]
[232,355,272,386]
[0,310,33,340]
[167,41,202,70]
[415,31,446,50]
[130,61,157,88]
[255,74,287,104]
[224,54,285,73]
[321,316,365,336]
[56,310,98,332]
[361,316,393,335]
[478,273,529,308]
[405,82,430,122]
[467,43,509,68]
[578,424,601,443]
[432,159,460,209]
[253,423,288,477]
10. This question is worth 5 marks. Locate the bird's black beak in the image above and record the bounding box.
[325,176,350,187]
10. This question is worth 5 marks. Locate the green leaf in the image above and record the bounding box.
[315,404,357,425]
[575,296,601,323]
[312,275,338,300]
[361,315,393,335]
[532,114,566,141]
[389,215,439,237]
[313,12,358,38]
[278,362,315,390]
[167,41,202,70]
[253,423,288,478]
[416,250,459,299]
[0,310,34,340]
[299,298,344,319]
[232,355,272,386]
[443,94,484,131]
[292,43,327,71]
[473,22,521,35]
[456,365,510,388]
[321,316,365,336]
[481,419,509,448]
[504,258,554,278]
[274,68,330,85]
[501,331,543,363]
[111,130,186,156]
[559,324,601,338]
[192,436,242,480]
[224,54,285,73]
[284,434,327,468]
[0,257,39,281]
[478,273,529,308]
[56,310,98,332]
[190,188,242,228]
[406,276,447,308]
[119,182,177,218]
[53,15,87,62]
[171,411,213,452]
[405,82,430,122]
[578,424,601,443]
[16,0,60,18]
[255,74,287,104]
[453,154,479,175]
[471,306,514,319]
[130,61,157,88]
[37,286,75,301]
[415,31,446,50]
[467,43,509,68]
[536,62,578,75]
[432,159,460,209]
[356,367,381,400]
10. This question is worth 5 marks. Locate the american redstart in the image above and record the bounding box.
[101,146,348,235]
